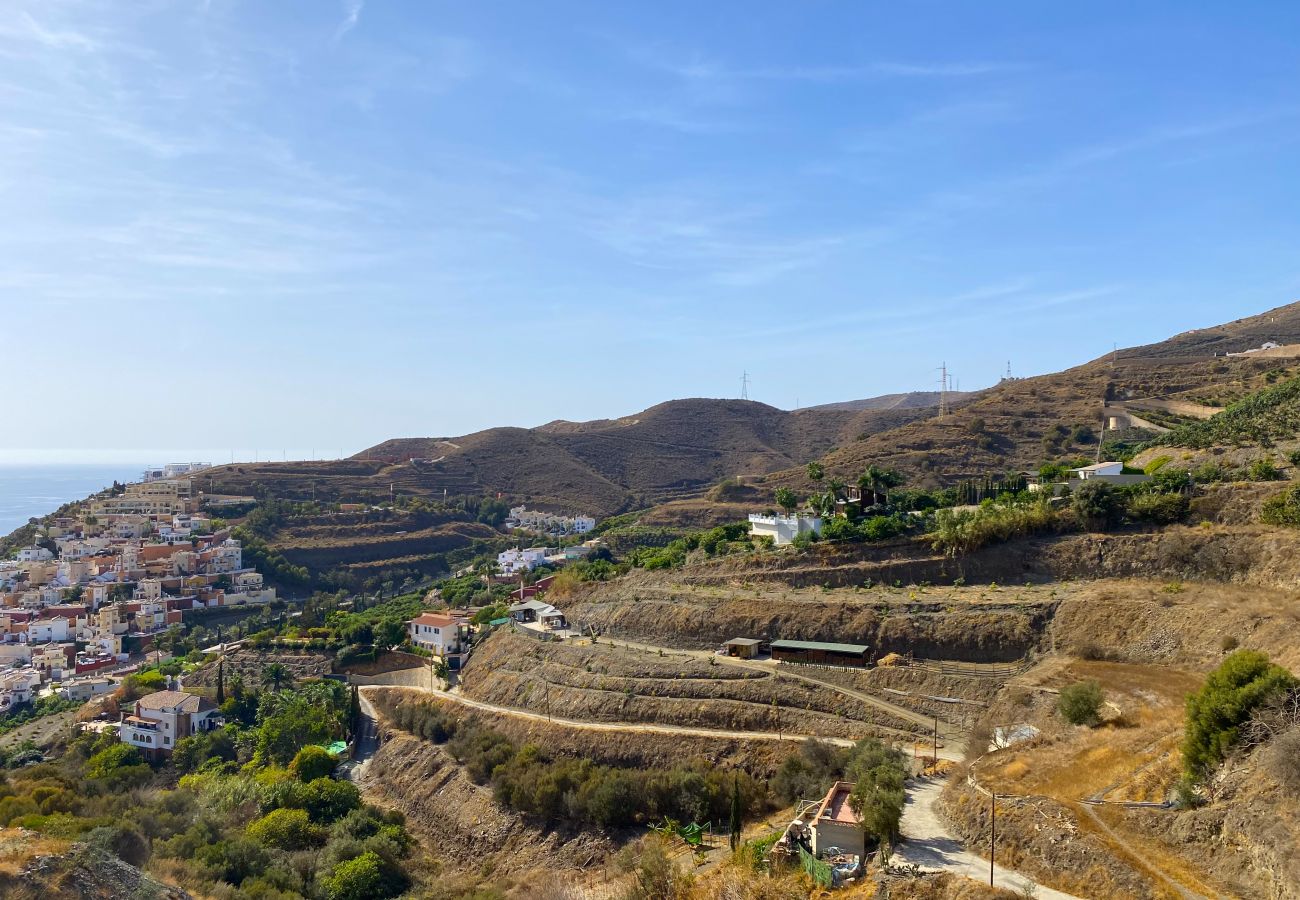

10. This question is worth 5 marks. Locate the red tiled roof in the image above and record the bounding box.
[410,613,455,628]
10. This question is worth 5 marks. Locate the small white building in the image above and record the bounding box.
[120,689,218,758]
[809,781,866,860]
[1072,461,1124,479]
[748,514,823,546]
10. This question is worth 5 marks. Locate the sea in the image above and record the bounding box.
[0,463,148,537]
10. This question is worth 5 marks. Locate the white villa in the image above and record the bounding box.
[748,514,823,546]
[120,689,219,759]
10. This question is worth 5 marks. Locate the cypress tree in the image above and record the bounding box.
[729,774,742,852]
[215,659,225,706]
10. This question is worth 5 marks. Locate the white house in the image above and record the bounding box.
[0,668,41,712]
[1072,461,1124,479]
[748,514,823,546]
[497,547,548,576]
[16,546,54,563]
[407,613,468,666]
[120,689,218,758]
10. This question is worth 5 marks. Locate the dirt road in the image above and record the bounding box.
[891,778,1083,900]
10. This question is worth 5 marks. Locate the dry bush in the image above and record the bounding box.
[1264,728,1300,792]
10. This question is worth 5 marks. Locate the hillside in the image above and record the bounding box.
[200,398,937,517]
[762,304,1300,493]
[804,390,971,412]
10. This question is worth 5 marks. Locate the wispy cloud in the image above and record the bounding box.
[627,45,1023,84]
[0,11,99,52]
[334,0,365,43]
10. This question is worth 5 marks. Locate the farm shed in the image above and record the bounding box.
[771,639,871,668]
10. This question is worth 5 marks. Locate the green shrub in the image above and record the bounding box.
[1072,481,1122,531]
[1127,492,1189,525]
[1261,484,1300,527]
[246,807,321,850]
[86,744,144,779]
[1183,650,1298,778]
[322,849,407,900]
[1057,680,1104,726]
[1248,458,1284,481]
[290,745,337,783]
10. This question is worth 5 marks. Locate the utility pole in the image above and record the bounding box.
[989,791,996,886]
[933,716,939,765]
[938,363,950,417]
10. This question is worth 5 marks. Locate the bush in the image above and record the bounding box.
[1127,491,1189,525]
[291,745,337,783]
[1261,484,1300,527]
[86,744,144,779]
[1264,728,1300,792]
[1057,680,1104,726]
[1184,650,1298,778]
[247,807,321,850]
[322,849,406,900]
[1072,481,1122,531]
[1248,458,1284,481]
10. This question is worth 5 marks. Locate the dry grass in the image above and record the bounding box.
[0,828,71,877]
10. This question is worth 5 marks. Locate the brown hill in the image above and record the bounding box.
[804,390,972,412]
[199,398,938,517]
[762,301,1300,492]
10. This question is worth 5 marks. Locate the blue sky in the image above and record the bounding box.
[2,1,1299,462]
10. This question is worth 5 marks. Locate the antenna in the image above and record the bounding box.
[1006,361,1013,380]
[740,371,751,401]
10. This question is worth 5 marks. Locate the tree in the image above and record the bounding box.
[373,618,407,650]
[261,663,292,692]
[1057,680,1104,726]
[349,684,362,739]
[729,775,742,852]
[774,488,798,516]
[858,466,904,510]
[1072,480,1122,531]
[806,462,825,485]
[291,745,338,782]
[1184,650,1298,778]
[215,659,225,706]
[845,740,907,846]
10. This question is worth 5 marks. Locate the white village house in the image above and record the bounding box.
[747,514,823,546]
[407,613,470,669]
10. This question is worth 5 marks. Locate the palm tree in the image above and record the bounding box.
[774,487,798,516]
[261,662,292,692]
[859,466,905,510]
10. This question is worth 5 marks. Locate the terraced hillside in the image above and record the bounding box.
[199,398,940,517]
[459,630,928,739]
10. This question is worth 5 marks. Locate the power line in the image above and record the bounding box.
[740,370,750,401]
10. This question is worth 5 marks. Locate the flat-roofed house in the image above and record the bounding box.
[810,781,865,859]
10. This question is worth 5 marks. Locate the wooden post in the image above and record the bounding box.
[933,716,939,765]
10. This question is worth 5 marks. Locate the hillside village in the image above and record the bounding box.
[7,306,1300,899]
[0,472,276,715]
